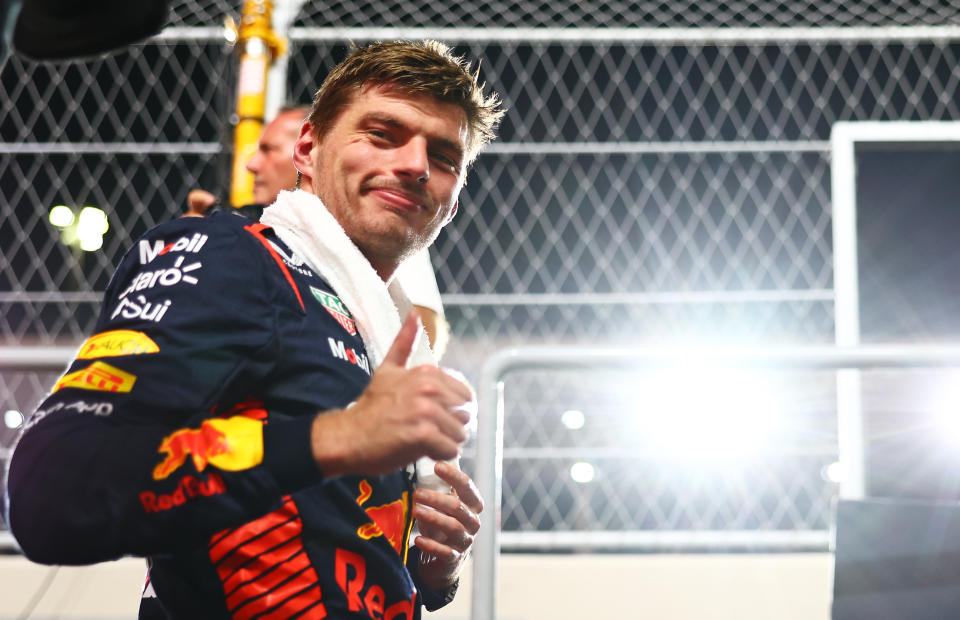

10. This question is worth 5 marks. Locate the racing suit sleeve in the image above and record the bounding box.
[406,547,460,611]
[6,216,320,565]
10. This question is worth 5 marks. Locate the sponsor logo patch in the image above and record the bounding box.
[120,256,202,299]
[77,329,159,359]
[355,479,409,556]
[110,295,172,323]
[140,472,226,513]
[152,416,264,480]
[267,240,315,277]
[139,232,208,264]
[336,548,417,616]
[328,337,369,374]
[312,287,357,335]
[25,400,114,431]
[53,361,137,394]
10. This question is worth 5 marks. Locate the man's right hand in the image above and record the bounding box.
[309,310,474,478]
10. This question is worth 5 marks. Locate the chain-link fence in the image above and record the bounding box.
[4,0,960,546]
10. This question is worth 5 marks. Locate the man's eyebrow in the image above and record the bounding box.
[362,112,404,128]
[361,112,465,161]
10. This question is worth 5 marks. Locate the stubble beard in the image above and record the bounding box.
[316,174,444,273]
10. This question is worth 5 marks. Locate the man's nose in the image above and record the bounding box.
[245,151,262,174]
[395,138,429,183]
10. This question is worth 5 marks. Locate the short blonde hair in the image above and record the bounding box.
[307,40,503,165]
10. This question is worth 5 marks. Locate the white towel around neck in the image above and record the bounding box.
[260,189,457,492]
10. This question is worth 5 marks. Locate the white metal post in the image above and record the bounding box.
[830,122,865,499]
[829,120,960,499]
[472,352,509,620]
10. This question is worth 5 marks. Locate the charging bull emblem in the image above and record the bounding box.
[355,479,409,555]
[153,416,264,480]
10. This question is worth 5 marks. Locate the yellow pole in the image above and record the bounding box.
[229,0,285,207]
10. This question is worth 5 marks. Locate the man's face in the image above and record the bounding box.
[304,83,467,277]
[246,110,304,204]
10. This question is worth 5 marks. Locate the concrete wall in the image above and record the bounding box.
[0,553,833,619]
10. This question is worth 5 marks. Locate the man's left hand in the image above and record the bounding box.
[184,189,216,217]
[413,460,483,591]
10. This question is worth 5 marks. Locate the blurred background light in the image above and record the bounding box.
[561,409,585,430]
[929,376,960,447]
[570,461,595,484]
[223,15,238,44]
[48,205,75,228]
[77,206,109,236]
[79,234,105,252]
[51,205,109,252]
[632,367,783,462]
[4,410,23,429]
[822,461,844,484]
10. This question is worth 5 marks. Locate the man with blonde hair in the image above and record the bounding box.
[189,104,451,356]
[8,40,503,619]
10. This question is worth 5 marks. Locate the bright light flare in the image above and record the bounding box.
[4,409,24,429]
[49,205,75,228]
[79,234,104,252]
[561,409,585,430]
[77,206,108,235]
[938,413,960,446]
[822,461,844,484]
[223,16,238,44]
[928,376,960,447]
[570,461,595,483]
[76,206,108,252]
[631,367,783,462]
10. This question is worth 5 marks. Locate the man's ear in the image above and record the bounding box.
[444,201,459,225]
[292,122,317,183]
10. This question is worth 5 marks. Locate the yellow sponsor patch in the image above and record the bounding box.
[53,361,137,394]
[77,329,159,359]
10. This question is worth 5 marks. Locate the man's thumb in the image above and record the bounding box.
[383,310,420,367]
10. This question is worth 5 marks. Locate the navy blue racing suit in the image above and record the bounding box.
[6,211,454,619]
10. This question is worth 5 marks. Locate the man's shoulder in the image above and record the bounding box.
[104,213,302,323]
[144,209,258,238]
[132,211,273,258]
[114,212,280,291]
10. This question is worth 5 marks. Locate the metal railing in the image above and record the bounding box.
[470,344,960,619]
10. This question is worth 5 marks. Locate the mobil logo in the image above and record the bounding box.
[139,232,208,264]
[354,479,409,556]
[328,337,370,374]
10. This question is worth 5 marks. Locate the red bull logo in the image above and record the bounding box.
[140,472,226,513]
[355,480,409,556]
[336,548,417,619]
[152,416,264,480]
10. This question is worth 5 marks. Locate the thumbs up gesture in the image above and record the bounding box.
[309,310,475,478]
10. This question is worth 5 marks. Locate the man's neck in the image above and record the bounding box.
[295,189,399,283]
